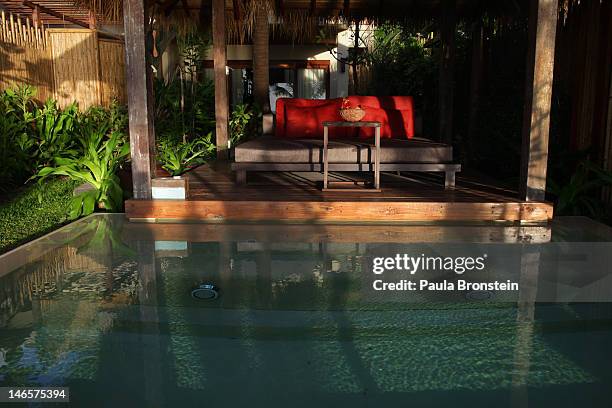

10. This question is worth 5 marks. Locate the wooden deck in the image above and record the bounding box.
[125,163,553,223]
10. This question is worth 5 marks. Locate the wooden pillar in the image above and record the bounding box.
[519,0,558,201]
[212,0,229,158]
[135,240,163,405]
[32,5,41,27]
[124,0,155,199]
[511,247,540,406]
[438,0,456,145]
[88,9,97,30]
[253,2,270,112]
[467,19,484,163]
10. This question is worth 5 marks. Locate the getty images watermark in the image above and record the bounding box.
[371,253,519,292]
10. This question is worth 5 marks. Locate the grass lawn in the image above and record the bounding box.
[0,178,78,254]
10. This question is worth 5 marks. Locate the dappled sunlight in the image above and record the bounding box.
[1,14,125,109]
[1,215,612,405]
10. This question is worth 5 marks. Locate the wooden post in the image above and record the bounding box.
[124,0,155,199]
[511,247,540,406]
[88,9,97,30]
[212,0,229,158]
[135,240,164,406]
[438,0,456,145]
[32,5,41,28]
[467,19,484,163]
[253,2,270,112]
[519,0,558,201]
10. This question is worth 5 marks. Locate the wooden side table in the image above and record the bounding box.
[322,121,381,192]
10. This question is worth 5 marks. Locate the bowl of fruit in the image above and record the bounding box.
[339,98,365,122]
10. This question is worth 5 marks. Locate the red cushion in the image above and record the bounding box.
[284,103,353,139]
[348,96,414,110]
[358,108,415,140]
[276,98,341,138]
[275,96,414,140]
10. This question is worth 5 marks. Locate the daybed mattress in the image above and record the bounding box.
[234,136,452,163]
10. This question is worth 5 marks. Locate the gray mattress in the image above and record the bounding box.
[234,136,453,164]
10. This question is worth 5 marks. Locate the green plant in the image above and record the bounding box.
[0,114,27,190]
[548,160,612,218]
[229,103,262,147]
[0,178,78,254]
[157,133,216,176]
[35,125,130,219]
[1,85,37,126]
[32,100,79,168]
[153,31,215,146]
[0,86,37,189]
[154,76,216,145]
[82,100,128,134]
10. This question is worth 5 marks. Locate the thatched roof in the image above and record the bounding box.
[0,0,594,33]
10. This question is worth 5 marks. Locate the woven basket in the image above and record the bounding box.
[340,108,366,122]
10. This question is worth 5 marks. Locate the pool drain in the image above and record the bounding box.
[191,283,219,300]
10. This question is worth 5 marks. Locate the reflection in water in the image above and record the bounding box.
[0,215,611,407]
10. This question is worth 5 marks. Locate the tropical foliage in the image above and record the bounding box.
[154,31,215,144]
[158,133,216,176]
[154,76,216,145]
[31,100,79,168]
[366,24,440,138]
[548,159,612,219]
[0,85,130,220]
[229,103,262,147]
[35,129,130,219]
[154,30,218,173]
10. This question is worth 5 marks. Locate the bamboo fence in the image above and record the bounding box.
[0,10,125,108]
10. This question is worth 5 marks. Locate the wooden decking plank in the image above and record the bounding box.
[134,163,553,222]
[126,199,552,222]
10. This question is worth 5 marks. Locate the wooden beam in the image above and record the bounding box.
[22,0,89,28]
[212,0,229,157]
[125,199,554,223]
[22,0,122,39]
[124,0,155,199]
[438,0,456,145]
[519,0,558,201]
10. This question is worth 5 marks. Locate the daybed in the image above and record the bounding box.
[231,96,461,188]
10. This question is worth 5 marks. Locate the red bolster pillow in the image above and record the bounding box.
[358,107,415,139]
[276,98,339,138]
[284,103,354,139]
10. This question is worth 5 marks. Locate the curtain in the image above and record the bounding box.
[296,68,326,99]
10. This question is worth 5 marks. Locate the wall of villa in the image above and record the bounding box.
[191,24,375,100]
[201,44,347,98]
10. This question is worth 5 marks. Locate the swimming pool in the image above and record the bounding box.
[1,214,611,407]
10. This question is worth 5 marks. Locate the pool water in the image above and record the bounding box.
[1,215,611,407]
